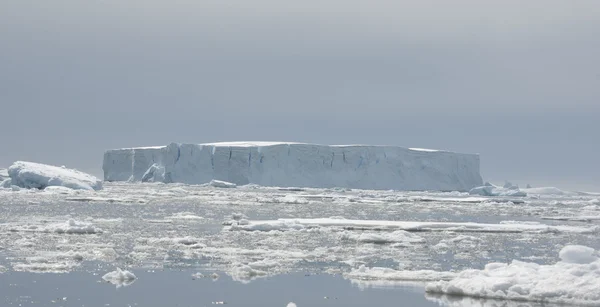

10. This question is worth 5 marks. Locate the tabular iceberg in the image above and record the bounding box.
[103,142,483,191]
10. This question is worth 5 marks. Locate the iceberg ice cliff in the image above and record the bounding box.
[103,142,483,191]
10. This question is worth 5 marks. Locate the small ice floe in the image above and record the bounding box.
[8,219,103,234]
[425,245,600,305]
[227,218,597,234]
[469,182,527,197]
[102,268,137,288]
[340,230,425,245]
[43,186,77,195]
[49,219,103,234]
[426,294,540,307]
[208,180,237,188]
[12,260,78,273]
[222,213,249,226]
[7,161,103,191]
[167,212,204,221]
[227,219,305,232]
[228,263,268,283]
[286,303,297,307]
[541,215,600,222]
[345,265,457,282]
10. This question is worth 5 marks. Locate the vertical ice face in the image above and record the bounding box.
[102,142,483,191]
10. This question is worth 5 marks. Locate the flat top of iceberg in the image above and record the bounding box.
[114,141,459,154]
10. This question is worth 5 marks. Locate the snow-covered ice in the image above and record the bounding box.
[7,161,102,190]
[103,142,483,191]
[426,245,600,305]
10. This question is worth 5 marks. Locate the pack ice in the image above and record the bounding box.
[103,142,483,191]
[5,161,102,191]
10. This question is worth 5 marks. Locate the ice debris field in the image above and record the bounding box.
[1,142,599,306]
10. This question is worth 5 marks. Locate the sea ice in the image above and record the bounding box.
[425,245,600,305]
[8,161,102,190]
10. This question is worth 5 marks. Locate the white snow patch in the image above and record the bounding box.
[8,161,102,190]
[425,245,600,305]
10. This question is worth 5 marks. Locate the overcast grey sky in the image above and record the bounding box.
[1,0,599,190]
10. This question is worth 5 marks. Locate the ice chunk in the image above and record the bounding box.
[48,219,103,234]
[208,180,237,188]
[0,168,8,182]
[558,245,598,264]
[102,268,137,288]
[103,142,483,191]
[141,163,165,183]
[228,263,268,282]
[1,178,12,188]
[521,186,569,195]
[43,186,76,194]
[469,183,527,197]
[341,230,425,244]
[425,245,600,305]
[286,303,297,307]
[8,161,102,190]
